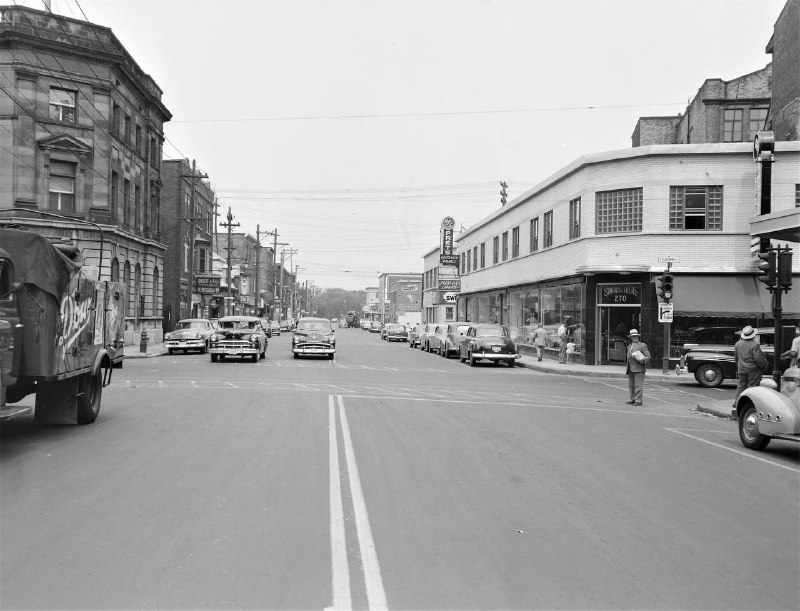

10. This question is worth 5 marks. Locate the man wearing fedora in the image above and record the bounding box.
[625,329,650,406]
[734,325,769,405]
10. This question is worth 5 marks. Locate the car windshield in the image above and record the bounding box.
[220,320,256,330]
[453,325,470,334]
[387,324,404,331]
[297,321,332,332]
[175,321,206,330]
[476,326,509,338]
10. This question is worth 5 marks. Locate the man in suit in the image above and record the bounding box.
[625,329,650,406]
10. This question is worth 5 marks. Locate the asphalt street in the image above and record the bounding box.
[1,329,798,610]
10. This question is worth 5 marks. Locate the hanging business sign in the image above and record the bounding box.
[195,275,221,295]
[597,283,642,305]
[438,278,461,291]
[440,216,458,266]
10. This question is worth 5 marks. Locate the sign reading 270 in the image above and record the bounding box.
[598,283,641,305]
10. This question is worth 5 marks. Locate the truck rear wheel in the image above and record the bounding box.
[77,369,103,425]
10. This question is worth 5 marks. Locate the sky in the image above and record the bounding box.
[21,0,788,290]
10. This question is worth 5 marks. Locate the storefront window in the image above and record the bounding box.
[509,289,540,345]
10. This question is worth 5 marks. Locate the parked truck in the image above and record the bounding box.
[0,227,124,424]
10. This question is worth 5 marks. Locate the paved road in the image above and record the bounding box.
[2,329,798,609]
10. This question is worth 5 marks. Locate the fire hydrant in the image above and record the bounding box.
[139,328,148,353]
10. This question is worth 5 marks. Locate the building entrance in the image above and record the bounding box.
[595,282,643,365]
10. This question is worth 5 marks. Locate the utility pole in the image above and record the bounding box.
[255,225,261,317]
[219,207,239,315]
[182,159,207,319]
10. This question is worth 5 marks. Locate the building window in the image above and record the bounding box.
[595,188,643,234]
[184,240,190,273]
[124,261,132,316]
[669,186,723,230]
[199,249,208,273]
[796,184,800,207]
[152,267,160,316]
[530,217,539,252]
[111,171,119,220]
[49,88,75,123]
[112,103,120,136]
[569,197,581,239]
[511,226,520,258]
[110,258,119,282]
[123,179,131,226]
[749,107,769,137]
[723,108,744,142]
[461,252,467,274]
[480,242,485,268]
[48,161,76,212]
[135,124,142,154]
[543,211,553,247]
[466,249,471,273]
[502,232,509,261]
[134,183,141,230]
[493,236,499,264]
[124,115,131,144]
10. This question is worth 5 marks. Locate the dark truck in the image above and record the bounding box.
[345,311,359,328]
[0,227,124,424]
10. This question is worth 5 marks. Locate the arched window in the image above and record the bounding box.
[152,266,160,316]
[124,261,131,316]
[111,258,119,282]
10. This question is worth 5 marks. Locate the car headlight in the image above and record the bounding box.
[195,333,202,339]
[326,335,335,343]
[249,334,260,343]
[164,333,172,340]
[211,334,223,343]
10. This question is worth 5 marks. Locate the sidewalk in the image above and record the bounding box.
[123,341,734,419]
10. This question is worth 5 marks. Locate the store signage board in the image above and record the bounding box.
[195,275,221,294]
[597,283,641,305]
[438,278,461,291]
[440,216,458,266]
[657,256,680,263]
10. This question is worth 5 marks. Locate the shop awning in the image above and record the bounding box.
[674,275,797,318]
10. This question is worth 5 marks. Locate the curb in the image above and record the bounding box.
[515,359,675,381]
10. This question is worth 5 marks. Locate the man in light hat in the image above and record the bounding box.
[625,329,650,406]
[733,325,769,405]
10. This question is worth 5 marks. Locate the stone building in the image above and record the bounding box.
[0,5,171,345]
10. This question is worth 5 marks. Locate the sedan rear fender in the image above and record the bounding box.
[736,386,800,437]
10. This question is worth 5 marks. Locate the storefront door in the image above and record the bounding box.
[596,283,642,365]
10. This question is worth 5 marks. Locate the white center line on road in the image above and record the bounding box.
[337,395,388,610]
[328,396,351,611]
[667,428,800,473]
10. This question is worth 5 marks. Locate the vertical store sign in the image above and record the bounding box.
[440,216,458,266]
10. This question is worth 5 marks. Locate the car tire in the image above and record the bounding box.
[200,343,207,354]
[293,353,299,359]
[168,348,174,355]
[251,353,258,362]
[469,353,477,367]
[506,359,516,367]
[210,353,218,362]
[328,353,334,360]
[694,363,724,388]
[738,403,771,450]
[460,351,466,363]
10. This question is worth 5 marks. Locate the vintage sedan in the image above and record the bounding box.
[383,323,408,342]
[439,321,472,358]
[209,316,267,362]
[164,318,215,355]
[418,323,439,351]
[292,317,336,359]
[426,324,447,354]
[459,324,521,366]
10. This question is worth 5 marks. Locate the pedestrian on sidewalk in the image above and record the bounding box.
[565,340,576,364]
[557,320,568,363]
[625,329,650,406]
[532,323,548,362]
[734,325,769,405]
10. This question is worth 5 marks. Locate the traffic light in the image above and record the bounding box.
[656,272,674,302]
[777,249,793,290]
[757,249,777,289]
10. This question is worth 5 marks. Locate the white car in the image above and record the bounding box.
[164,319,215,354]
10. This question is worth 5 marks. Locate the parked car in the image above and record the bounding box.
[458,324,521,366]
[164,318,216,354]
[408,323,423,348]
[292,317,336,359]
[677,327,793,387]
[268,320,280,336]
[360,319,370,330]
[735,365,800,450]
[383,323,408,342]
[261,318,272,338]
[679,326,740,354]
[279,319,291,332]
[209,316,267,362]
[439,321,471,358]
[418,323,439,351]
[369,321,382,334]
[427,324,447,354]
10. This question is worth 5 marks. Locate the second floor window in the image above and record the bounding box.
[111,171,119,220]
[596,188,643,234]
[480,242,485,268]
[512,226,520,258]
[530,217,539,252]
[123,179,131,226]
[569,197,581,239]
[543,211,553,248]
[473,246,478,270]
[48,161,76,211]
[749,107,768,136]
[669,186,723,230]
[502,232,509,261]
[493,236,499,264]
[49,88,75,123]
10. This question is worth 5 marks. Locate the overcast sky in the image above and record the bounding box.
[27,0,787,290]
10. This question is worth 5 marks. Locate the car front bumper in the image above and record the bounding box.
[293,344,335,355]
[165,340,205,349]
[210,342,259,356]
